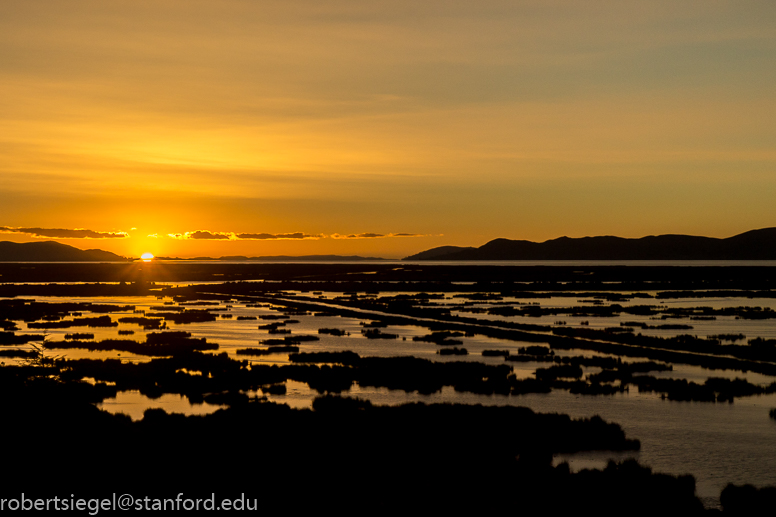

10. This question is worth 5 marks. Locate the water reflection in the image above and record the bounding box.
[98,390,224,421]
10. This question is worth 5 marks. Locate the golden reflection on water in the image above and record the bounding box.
[98,390,224,421]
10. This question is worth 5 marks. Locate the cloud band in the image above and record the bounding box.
[0,226,129,239]
[167,230,428,240]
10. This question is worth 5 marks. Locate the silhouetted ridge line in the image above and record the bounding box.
[0,241,128,262]
[403,228,776,260]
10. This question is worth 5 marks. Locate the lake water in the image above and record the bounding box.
[6,286,776,509]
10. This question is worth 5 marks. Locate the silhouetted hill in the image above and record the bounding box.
[0,241,128,262]
[404,228,776,260]
[404,246,475,260]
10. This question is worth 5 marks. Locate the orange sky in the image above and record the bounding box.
[1,1,775,258]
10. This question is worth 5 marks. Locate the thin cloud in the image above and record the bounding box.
[167,230,428,240]
[167,230,322,241]
[351,233,384,239]
[168,231,232,240]
[188,231,232,240]
[236,232,323,240]
[331,232,425,239]
[0,226,129,239]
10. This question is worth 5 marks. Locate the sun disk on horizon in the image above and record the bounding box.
[140,252,154,261]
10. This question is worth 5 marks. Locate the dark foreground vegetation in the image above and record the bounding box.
[0,342,764,512]
[720,484,776,515]
[1,352,711,515]
[43,331,218,356]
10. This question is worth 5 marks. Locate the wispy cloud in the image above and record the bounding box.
[184,231,232,240]
[0,226,129,239]
[331,232,425,239]
[1,225,431,242]
[236,232,323,240]
[167,230,427,240]
[167,231,322,241]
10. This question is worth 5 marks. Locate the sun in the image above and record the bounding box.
[140,252,155,262]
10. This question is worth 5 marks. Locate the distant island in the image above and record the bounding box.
[404,228,776,261]
[0,241,129,262]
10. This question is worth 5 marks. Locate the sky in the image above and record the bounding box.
[1,0,775,259]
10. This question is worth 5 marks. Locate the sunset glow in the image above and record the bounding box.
[1,1,774,258]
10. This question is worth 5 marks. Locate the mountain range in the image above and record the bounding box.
[0,241,128,262]
[0,241,383,262]
[3,228,775,262]
[403,228,776,260]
